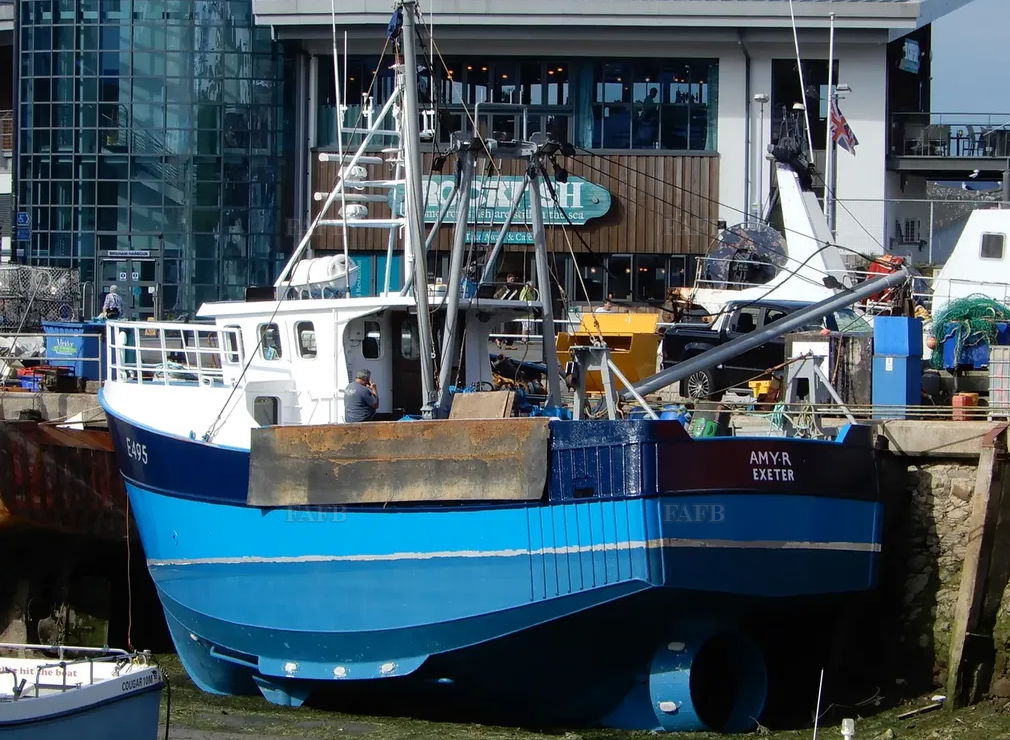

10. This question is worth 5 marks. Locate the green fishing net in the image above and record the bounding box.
[929,294,1010,369]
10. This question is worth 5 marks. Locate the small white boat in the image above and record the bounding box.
[0,643,162,739]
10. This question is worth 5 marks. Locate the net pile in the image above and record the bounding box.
[0,266,80,330]
[929,294,1010,369]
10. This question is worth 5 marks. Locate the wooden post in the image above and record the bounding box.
[947,423,1010,706]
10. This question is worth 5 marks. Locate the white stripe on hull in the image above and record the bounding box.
[148,537,881,567]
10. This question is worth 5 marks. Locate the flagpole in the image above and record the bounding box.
[824,10,837,236]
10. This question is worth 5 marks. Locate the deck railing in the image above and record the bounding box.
[891,112,1010,158]
[106,321,244,386]
[0,331,105,386]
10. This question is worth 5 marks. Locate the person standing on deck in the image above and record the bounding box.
[101,285,123,319]
[344,369,379,422]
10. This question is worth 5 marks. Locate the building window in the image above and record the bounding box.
[770,59,838,151]
[320,56,715,152]
[635,255,669,302]
[296,321,316,358]
[981,233,1005,260]
[17,2,289,318]
[577,253,605,302]
[898,218,921,244]
[260,323,282,360]
[591,59,718,151]
[607,255,633,301]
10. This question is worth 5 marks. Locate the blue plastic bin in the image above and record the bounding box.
[873,316,923,356]
[42,321,107,381]
[941,321,1010,370]
[872,355,921,419]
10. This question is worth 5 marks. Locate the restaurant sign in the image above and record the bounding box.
[465,229,534,245]
[404,175,611,226]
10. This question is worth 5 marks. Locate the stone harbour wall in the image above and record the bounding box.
[895,462,976,689]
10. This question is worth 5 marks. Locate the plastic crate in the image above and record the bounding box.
[18,375,43,392]
[990,346,1010,416]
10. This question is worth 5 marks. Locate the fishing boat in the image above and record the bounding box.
[100,2,896,732]
[0,643,162,739]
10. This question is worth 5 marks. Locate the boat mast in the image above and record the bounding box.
[435,146,477,415]
[399,0,437,416]
[528,162,563,407]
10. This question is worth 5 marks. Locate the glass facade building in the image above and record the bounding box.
[317,56,719,153]
[17,0,290,319]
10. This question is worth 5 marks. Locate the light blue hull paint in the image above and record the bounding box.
[0,688,162,740]
[128,480,880,681]
[103,397,884,730]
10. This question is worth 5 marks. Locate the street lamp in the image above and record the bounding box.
[753,93,769,221]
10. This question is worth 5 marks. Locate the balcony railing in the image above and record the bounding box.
[892,112,1010,158]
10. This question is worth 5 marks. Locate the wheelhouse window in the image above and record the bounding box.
[223,325,242,364]
[399,318,419,360]
[363,320,381,359]
[253,396,278,426]
[981,233,1005,260]
[259,323,282,360]
[296,321,316,358]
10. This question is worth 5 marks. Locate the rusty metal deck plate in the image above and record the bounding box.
[0,422,126,539]
[248,417,550,507]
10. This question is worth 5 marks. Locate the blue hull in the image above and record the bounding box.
[104,402,883,731]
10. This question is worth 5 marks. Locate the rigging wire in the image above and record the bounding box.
[574,146,897,271]
[204,46,396,441]
[330,0,351,270]
[537,153,865,324]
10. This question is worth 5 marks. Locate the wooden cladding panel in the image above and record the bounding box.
[310,152,719,256]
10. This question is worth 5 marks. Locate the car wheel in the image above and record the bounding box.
[681,368,721,400]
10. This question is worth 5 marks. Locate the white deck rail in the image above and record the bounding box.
[106,321,243,386]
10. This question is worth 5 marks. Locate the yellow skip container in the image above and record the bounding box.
[556,312,661,393]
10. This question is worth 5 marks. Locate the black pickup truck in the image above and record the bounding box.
[661,298,871,399]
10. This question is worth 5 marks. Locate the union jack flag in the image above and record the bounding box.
[830,99,859,155]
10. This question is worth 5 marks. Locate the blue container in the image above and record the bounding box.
[941,321,1010,370]
[872,355,921,419]
[873,316,923,357]
[19,374,43,392]
[43,321,107,380]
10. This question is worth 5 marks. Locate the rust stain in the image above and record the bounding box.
[0,422,127,540]
[250,418,550,506]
